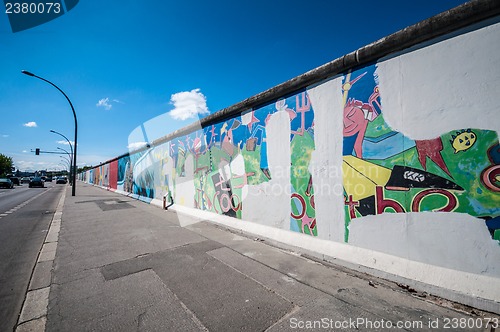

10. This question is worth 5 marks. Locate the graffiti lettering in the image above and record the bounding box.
[371,186,459,215]
[411,188,458,212]
[481,165,500,192]
[211,173,240,216]
[375,186,405,214]
[344,195,359,219]
[291,192,316,235]
[291,193,306,219]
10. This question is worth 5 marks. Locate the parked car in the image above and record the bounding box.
[29,177,45,188]
[56,176,68,184]
[45,176,53,182]
[21,177,31,184]
[0,178,14,189]
[8,176,20,185]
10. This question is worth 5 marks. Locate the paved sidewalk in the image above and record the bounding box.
[31,183,499,331]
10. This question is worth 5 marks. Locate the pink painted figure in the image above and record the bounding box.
[343,99,375,158]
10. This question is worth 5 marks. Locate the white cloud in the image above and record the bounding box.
[15,160,35,171]
[56,140,75,146]
[96,97,112,110]
[2,134,9,138]
[169,89,209,120]
[11,151,110,171]
[127,142,148,150]
[14,160,48,171]
[112,99,124,104]
[23,121,37,128]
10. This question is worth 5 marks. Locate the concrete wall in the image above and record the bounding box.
[82,5,500,312]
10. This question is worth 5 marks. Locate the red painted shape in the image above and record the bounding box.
[376,186,404,214]
[291,193,306,219]
[415,138,452,177]
[481,164,500,192]
[109,160,118,190]
[411,188,458,212]
[344,195,359,219]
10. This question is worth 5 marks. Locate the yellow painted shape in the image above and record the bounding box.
[342,155,392,201]
[451,131,476,153]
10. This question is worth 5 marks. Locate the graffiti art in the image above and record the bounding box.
[342,65,500,242]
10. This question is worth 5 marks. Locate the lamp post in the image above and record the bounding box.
[22,70,77,196]
[60,161,70,177]
[57,146,72,159]
[57,146,72,185]
[51,131,73,182]
[60,156,71,167]
[58,163,69,175]
[51,130,73,157]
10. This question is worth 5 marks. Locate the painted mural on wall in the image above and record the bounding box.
[87,91,317,236]
[115,152,156,201]
[83,68,499,245]
[166,91,316,235]
[342,64,500,243]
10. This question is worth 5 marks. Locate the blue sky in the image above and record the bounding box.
[0,0,467,172]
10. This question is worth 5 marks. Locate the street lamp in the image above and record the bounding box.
[57,146,72,160]
[60,156,71,167]
[56,146,72,184]
[22,70,78,196]
[51,130,73,157]
[58,163,69,174]
[51,131,73,183]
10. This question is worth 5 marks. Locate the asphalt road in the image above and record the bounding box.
[0,182,64,332]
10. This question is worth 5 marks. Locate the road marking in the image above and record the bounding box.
[0,188,51,218]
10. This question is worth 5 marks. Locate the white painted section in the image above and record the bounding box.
[307,78,345,241]
[348,212,500,277]
[219,154,249,201]
[164,143,175,196]
[377,21,500,139]
[150,144,171,200]
[174,154,195,208]
[242,110,291,230]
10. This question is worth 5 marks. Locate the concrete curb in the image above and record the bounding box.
[15,187,67,332]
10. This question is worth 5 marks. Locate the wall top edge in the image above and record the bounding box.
[91,0,500,169]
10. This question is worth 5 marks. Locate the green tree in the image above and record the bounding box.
[0,154,14,176]
[77,165,93,173]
